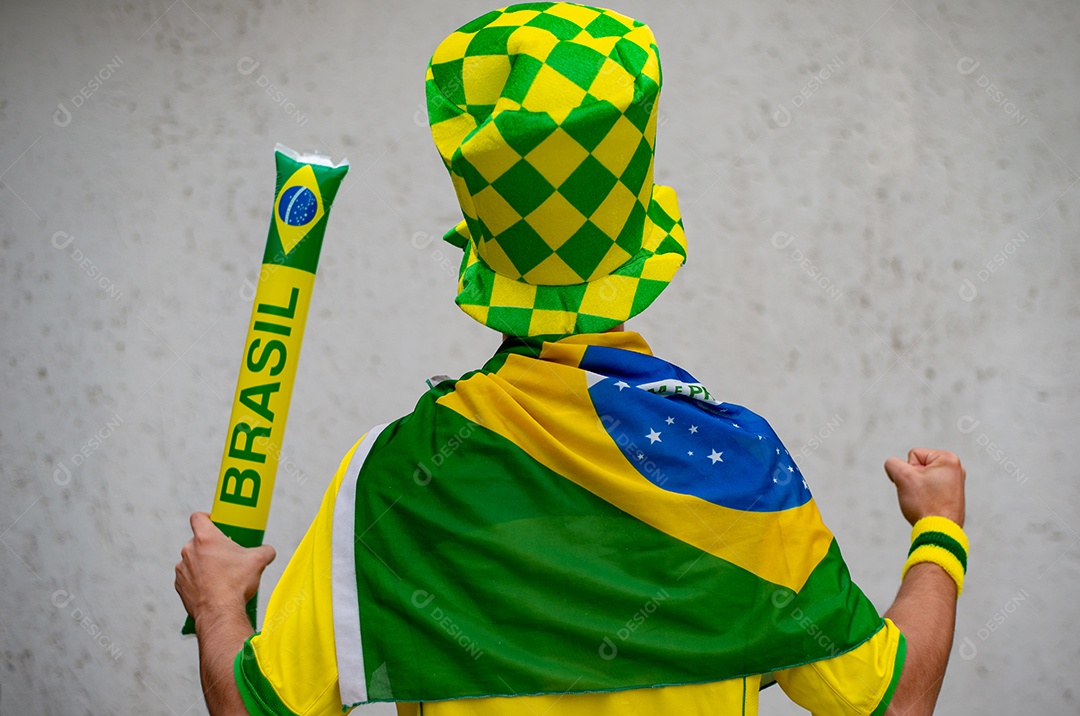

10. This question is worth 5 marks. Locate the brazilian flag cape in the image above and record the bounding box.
[330,332,885,706]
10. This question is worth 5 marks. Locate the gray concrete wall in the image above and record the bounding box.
[1,0,1076,713]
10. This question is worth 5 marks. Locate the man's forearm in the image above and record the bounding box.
[176,513,275,715]
[883,562,958,715]
[195,602,254,716]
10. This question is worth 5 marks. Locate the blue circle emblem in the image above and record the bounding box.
[278,186,318,226]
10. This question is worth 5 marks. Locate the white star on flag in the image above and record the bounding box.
[689,425,698,434]
[787,466,794,473]
[665,416,675,425]
[708,450,724,464]
[646,429,662,444]
[688,451,694,456]
[614,381,629,391]
[732,423,740,428]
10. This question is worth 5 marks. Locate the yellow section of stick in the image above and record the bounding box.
[210,264,315,532]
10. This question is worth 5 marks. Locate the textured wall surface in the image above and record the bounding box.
[1,0,1077,714]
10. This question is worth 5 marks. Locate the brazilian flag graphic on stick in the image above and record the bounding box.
[327,332,886,705]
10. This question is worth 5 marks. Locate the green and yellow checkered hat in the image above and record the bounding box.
[427,1,687,336]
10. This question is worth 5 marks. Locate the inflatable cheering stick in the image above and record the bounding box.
[182,144,349,635]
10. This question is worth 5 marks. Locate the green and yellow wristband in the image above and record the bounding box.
[901,516,969,596]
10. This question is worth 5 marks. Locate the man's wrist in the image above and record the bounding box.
[193,596,251,636]
[911,510,964,528]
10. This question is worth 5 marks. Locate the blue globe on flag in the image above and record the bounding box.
[278,185,318,227]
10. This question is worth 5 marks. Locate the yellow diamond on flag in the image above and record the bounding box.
[274,164,325,255]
